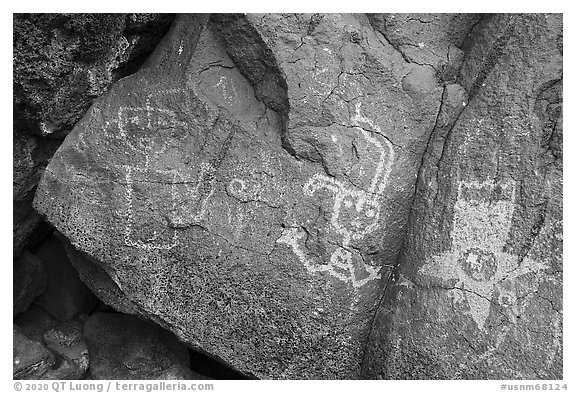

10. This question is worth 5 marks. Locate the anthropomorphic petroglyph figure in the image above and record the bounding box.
[278,103,395,288]
[118,89,217,250]
[419,179,547,331]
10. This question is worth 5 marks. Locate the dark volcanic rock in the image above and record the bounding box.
[367,13,481,82]
[13,13,174,138]
[13,13,174,258]
[14,304,59,343]
[34,13,448,378]
[13,326,55,380]
[14,310,90,380]
[84,313,196,380]
[34,234,97,321]
[362,14,562,379]
[32,13,562,379]
[41,319,89,379]
[14,251,47,315]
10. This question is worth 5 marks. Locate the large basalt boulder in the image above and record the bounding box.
[362,13,562,379]
[13,13,174,258]
[33,13,562,379]
[34,13,448,378]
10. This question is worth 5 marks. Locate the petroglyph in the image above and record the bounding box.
[123,166,179,250]
[278,103,395,288]
[419,179,548,330]
[277,227,379,289]
[214,76,239,107]
[228,178,259,202]
[115,88,217,250]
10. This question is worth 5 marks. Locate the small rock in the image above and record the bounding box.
[84,313,195,380]
[13,326,55,380]
[42,319,89,379]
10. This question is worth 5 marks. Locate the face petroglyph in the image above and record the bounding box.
[459,247,498,281]
[277,103,395,289]
[419,179,548,331]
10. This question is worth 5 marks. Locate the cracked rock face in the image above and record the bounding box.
[363,14,563,379]
[33,13,562,379]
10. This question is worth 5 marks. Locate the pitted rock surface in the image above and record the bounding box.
[362,13,562,379]
[34,13,445,378]
[33,13,562,379]
[13,13,174,258]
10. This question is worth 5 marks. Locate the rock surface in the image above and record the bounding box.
[84,313,195,380]
[14,304,60,343]
[13,13,174,258]
[35,13,444,378]
[41,319,90,379]
[32,13,563,379]
[362,13,563,379]
[14,307,90,379]
[14,251,47,315]
[13,326,55,379]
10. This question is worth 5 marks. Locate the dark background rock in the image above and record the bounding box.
[33,233,97,321]
[13,13,174,138]
[42,319,90,379]
[84,313,198,380]
[14,251,47,315]
[14,304,59,343]
[362,13,562,379]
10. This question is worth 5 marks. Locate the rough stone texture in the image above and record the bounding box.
[13,13,174,258]
[13,326,55,379]
[32,13,562,379]
[34,13,449,378]
[41,319,90,379]
[362,14,562,379]
[13,132,58,258]
[34,234,97,321]
[13,13,174,138]
[13,312,90,380]
[367,13,480,83]
[84,313,195,380]
[14,251,47,315]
